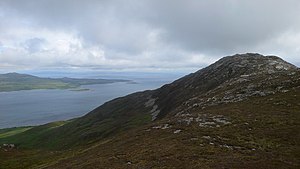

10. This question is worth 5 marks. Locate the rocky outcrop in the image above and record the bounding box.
[150,53,299,120]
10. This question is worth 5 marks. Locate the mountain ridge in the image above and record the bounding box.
[1,53,298,148]
[0,53,299,168]
[151,53,298,118]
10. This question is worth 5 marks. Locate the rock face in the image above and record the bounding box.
[206,53,297,75]
[151,53,299,119]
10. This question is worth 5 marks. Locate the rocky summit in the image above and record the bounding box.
[149,53,299,119]
[0,53,299,169]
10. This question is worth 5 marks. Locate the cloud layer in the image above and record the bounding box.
[0,0,300,70]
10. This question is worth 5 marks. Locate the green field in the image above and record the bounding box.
[0,72,129,92]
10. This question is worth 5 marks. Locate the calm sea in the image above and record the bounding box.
[0,74,182,129]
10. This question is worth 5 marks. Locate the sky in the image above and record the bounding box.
[0,0,300,73]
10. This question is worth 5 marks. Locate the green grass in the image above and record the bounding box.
[0,100,152,150]
[0,127,32,139]
[0,121,68,149]
[0,82,76,92]
[1,90,298,169]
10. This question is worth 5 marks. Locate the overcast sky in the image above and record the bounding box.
[0,0,299,72]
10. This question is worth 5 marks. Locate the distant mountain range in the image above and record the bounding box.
[0,72,130,92]
[0,53,299,168]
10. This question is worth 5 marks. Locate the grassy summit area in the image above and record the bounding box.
[0,73,129,92]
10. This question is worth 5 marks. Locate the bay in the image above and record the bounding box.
[0,77,174,129]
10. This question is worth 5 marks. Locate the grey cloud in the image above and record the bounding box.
[143,0,300,54]
[23,38,47,53]
[0,0,299,70]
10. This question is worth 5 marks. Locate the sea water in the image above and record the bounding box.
[0,75,179,128]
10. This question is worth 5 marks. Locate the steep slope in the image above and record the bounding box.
[45,53,300,168]
[48,92,300,169]
[151,53,298,118]
[0,90,154,149]
[1,53,299,168]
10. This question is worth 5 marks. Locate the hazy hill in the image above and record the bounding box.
[0,53,299,169]
[0,72,130,92]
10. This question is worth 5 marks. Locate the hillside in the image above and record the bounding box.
[0,73,129,92]
[0,53,299,169]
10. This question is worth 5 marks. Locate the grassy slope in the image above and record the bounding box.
[0,91,153,150]
[0,127,32,139]
[0,89,299,169]
[44,89,300,169]
[0,122,67,148]
[0,91,153,168]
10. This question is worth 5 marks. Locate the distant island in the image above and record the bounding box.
[0,72,131,92]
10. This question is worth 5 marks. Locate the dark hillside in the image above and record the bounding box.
[1,53,299,168]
